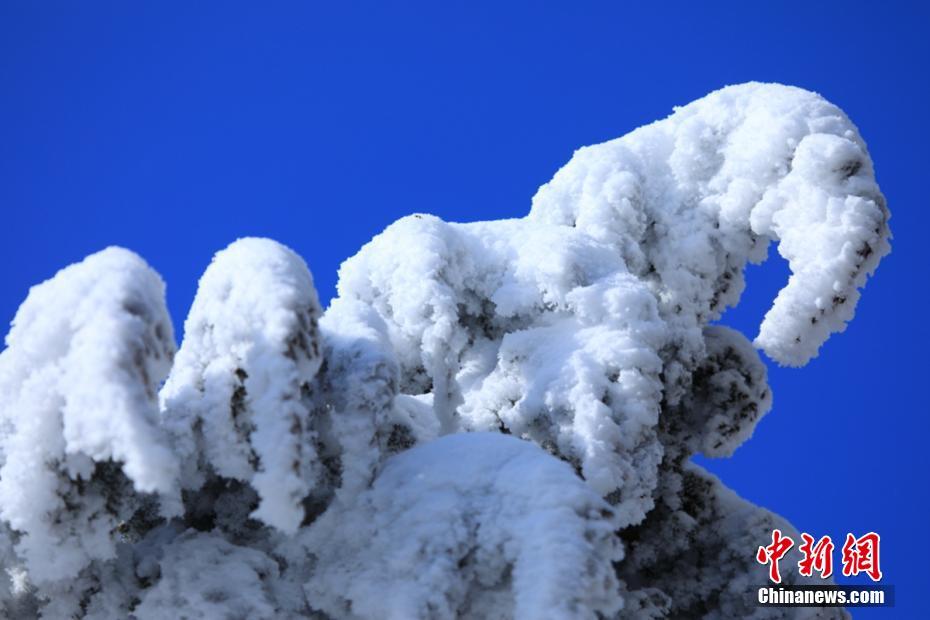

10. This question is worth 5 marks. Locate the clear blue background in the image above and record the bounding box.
[1,2,926,616]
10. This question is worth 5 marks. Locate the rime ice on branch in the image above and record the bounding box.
[530,82,889,368]
[160,238,325,533]
[0,248,176,585]
[0,83,887,619]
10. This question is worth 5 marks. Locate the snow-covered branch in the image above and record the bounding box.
[0,83,886,618]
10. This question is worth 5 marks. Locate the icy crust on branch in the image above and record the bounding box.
[0,248,176,584]
[160,238,324,533]
[530,82,889,368]
[305,433,624,620]
[0,83,889,619]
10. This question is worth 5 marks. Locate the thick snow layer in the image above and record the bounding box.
[160,238,324,533]
[0,83,889,619]
[0,248,176,584]
[336,216,667,526]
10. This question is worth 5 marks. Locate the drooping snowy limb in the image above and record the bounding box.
[0,247,177,584]
[618,464,849,620]
[751,131,888,366]
[160,238,324,533]
[530,82,890,368]
[304,433,624,620]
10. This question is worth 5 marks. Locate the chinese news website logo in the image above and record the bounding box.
[756,529,882,583]
[754,529,891,608]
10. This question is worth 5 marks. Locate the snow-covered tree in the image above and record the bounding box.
[0,83,889,618]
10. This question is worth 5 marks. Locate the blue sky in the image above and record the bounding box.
[1,2,927,615]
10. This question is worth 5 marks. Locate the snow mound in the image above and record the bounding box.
[305,433,623,620]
